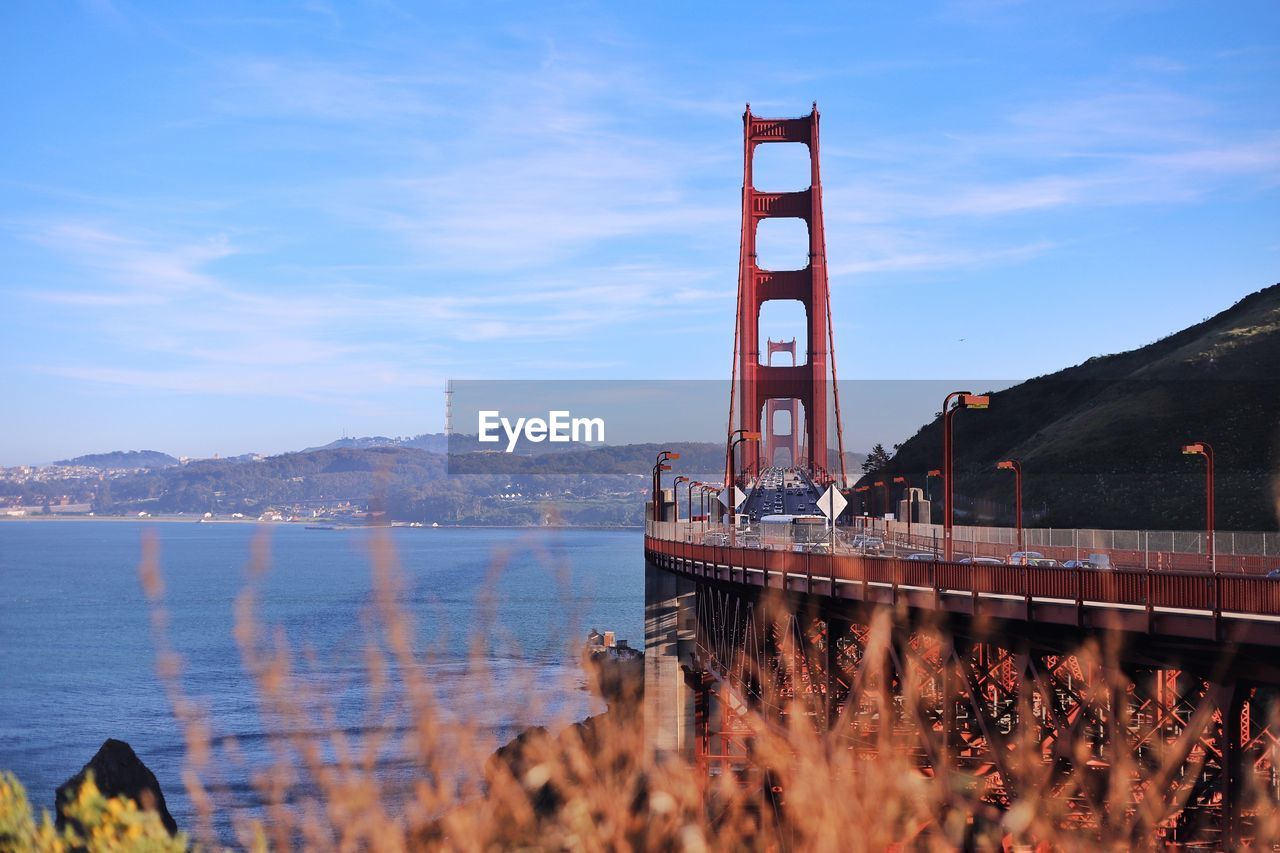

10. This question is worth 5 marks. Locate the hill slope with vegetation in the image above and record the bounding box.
[53,450,179,469]
[858,283,1280,530]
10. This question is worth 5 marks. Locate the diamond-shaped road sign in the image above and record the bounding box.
[817,485,848,520]
[718,486,748,510]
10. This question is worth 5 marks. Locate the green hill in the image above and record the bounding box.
[858,283,1280,530]
[54,450,179,469]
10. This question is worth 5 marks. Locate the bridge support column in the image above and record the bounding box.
[825,618,850,732]
[1222,680,1246,850]
[644,560,697,759]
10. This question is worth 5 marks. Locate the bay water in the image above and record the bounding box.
[0,521,643,837]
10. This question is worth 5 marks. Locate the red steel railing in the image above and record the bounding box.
[645,530,1280,619]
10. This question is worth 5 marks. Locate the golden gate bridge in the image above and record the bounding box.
[643,104,1280,848]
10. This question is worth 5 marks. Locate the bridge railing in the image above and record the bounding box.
[855,519,1280,574]
[645,522,1280,618]
[647,518,1277,576]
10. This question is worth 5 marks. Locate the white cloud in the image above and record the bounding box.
[12,217,728,396]
[829,240,1055,277]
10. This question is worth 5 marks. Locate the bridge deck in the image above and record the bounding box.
[645,533,1280,652]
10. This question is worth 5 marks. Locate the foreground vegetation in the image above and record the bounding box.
[3,529,1279,850]
[0,774,187,852]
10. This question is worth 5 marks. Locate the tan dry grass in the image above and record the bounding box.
[10,525,1279,850]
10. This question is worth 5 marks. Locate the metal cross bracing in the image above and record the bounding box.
[658,541,1280,847]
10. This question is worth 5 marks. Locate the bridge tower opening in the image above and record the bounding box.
[729,104,847,486]
[763,338,803,469]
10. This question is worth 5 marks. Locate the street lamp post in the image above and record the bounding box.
[1182,442,1216,572]
[727,430,761,528]
[996,460,1023,553]
[686,480,702,528]
[873,480,888,518]
[893,476,912,547]
[942,391,989,561]
[926,469,942,522]
[652,451,679,526]
[854,485,871,533]
[726,428,760,492]
[698,483,719,536]
[673,476,689,523]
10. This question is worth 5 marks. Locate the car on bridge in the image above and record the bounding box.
[849,534,885,553]
[958,556,1004,565]
[1063,556,1111,570]
[1009,551,1045,565]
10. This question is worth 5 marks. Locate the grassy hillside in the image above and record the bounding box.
[858,283,1280,530]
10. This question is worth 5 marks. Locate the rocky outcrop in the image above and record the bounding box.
[55,739,177,836]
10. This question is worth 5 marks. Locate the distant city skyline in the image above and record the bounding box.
[3,2,1278,465]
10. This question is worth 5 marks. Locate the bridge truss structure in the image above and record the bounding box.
[648,533,1280,847]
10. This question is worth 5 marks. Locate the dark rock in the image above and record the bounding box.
[55,739,178,836]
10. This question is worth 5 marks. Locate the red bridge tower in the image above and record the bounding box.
[729,104,846,486]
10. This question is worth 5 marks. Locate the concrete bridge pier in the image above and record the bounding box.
[644,560,698,759]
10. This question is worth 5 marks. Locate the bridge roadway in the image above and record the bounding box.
[645,523,1280,681]
[737,465,824,521]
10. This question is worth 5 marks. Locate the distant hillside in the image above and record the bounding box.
[14,442,727,526]
[842,451,868,478]
[303,434,449,453]
[54,450,178,469]
[448,441,725,474]
[859,283,1280,530]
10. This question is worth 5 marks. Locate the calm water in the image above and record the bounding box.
[0,521,643,835]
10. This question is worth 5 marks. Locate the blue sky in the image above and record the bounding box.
[2,1,1278,464]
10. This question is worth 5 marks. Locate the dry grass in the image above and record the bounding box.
[5,526,1280,851]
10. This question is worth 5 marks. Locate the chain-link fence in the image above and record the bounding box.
[647,517,1280,574]
[870,520,1280,573]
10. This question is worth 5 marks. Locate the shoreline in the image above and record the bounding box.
[0,516,643,530]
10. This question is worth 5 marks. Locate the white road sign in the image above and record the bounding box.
[817,485,848,520]
[719,486,748,510]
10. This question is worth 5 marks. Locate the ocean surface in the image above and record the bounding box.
[0,521,643,839]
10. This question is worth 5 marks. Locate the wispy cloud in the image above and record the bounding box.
[816,86,1280,279]
[214,58,449,122]
[12,216,727,396]
[829,240,1055,277]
